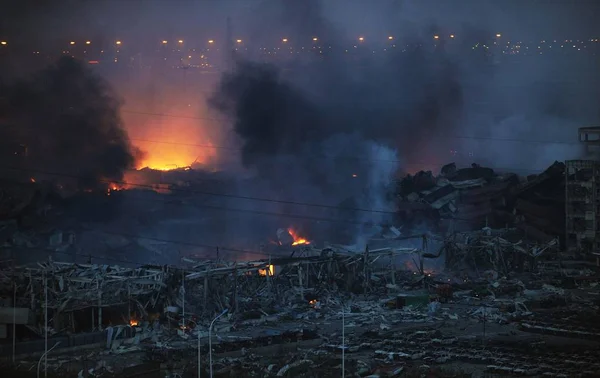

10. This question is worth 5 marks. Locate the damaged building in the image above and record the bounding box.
[0,159,599,377]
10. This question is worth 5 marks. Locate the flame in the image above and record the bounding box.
[288,228,310,246]
[129,319,139,326]
[123,114,218,171]
[309,299,317,306]
[258,264,274,276]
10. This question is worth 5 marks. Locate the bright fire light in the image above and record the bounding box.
[258,264,275,276]
[123,106,218,171]
[288,228,310,246]
[129,319,139,327]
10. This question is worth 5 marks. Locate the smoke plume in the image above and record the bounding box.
[0,56,143,188]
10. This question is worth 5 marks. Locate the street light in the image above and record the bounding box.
[37,342,60,378]
[162,40,168,44]
[0,41,6,45]
[282,38,288,43]
[85,41,91,45]
[388,36,393,40]
[70,41,75,45]
[312,37,318,42]
[450,34,455,38]
[178,39,184,44]
[209,309,228,378]
[496,33,502,38]
[358,36,364,42]
[115,40,122,45]
[433,35,440,40]
[208,40,214,44]
[186,319,203,378]
[236,39,242,43]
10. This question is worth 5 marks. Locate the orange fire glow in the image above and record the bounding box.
[129,319,139,326]
[136,138,216,171]
[124,114,218,171]
[288,228,310,246]
[258,264,275,276]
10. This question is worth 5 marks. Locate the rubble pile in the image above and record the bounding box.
[2,161,600,377]
[396,162,566,243]
[1,235,599,377]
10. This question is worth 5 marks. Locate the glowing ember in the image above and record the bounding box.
[129,319,139,326]
[288,228,310,246]
[309,299,317,306]
[258,264,274,276]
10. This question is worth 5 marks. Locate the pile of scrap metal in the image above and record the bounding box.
[396,161,565,243]
[0,246,424,336]
[442,227,559,275]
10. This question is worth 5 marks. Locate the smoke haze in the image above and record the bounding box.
[0,57,142,187]
[1,0,599,256]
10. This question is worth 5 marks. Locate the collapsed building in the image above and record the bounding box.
[0,159,599,377]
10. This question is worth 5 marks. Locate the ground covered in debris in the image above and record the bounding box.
[5,255,599,377]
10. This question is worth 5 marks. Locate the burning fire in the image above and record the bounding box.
[129,319,139,327]
[258,264,275,276]
[288,228,310,246]
[124,114,218,171]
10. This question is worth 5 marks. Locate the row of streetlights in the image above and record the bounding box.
[0,34,504,48]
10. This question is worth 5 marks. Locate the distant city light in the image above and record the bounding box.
[388,36,394,40]
[450,34,455,38]
[162,40,168,44]
[312,37,318,41]
[116,41,122,45]
[0,41,6,45]
[236,39,242,43]
[178,40,184,44]
[85,41,91,45]
[433,35,440,39]
[70,41,75,45]
[496,33,502,38]
[282,38,288,42]
[208,40,214,44]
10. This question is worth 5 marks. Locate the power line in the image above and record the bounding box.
[121,109,583,147]
[0,151,555,222]
[0,164,399,215]
[0,164,539,227]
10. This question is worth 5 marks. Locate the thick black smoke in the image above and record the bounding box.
[0,57,143,188]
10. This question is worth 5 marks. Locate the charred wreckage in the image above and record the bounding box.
[0,160,599,378]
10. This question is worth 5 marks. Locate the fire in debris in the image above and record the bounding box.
[288,228,310,246]
[123,113,218,171]
[258,264,275,276]
[129,319,139,327]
